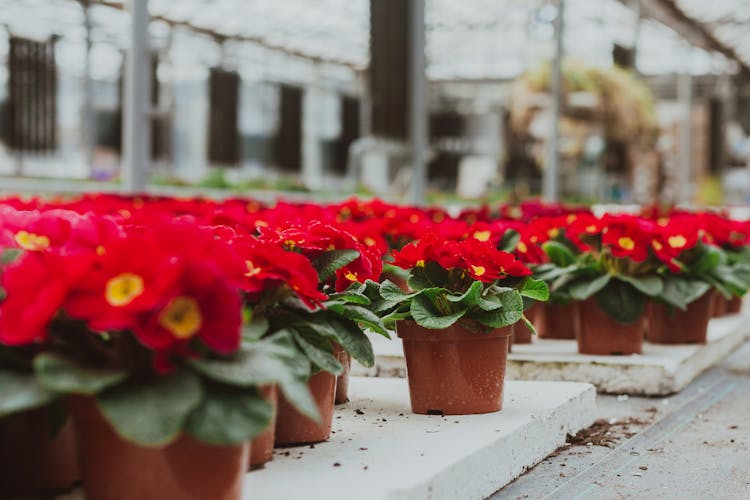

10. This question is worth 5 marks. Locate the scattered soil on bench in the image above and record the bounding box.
[567,417,650,448]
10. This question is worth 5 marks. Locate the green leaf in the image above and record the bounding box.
[569,273,611,301]
[0,248,22,265]
[327,303,389,336]
[96,370,202,446]
[520,277,550,301]
[313,249,360,281]
[292,330,343,375]
[498,230,520,253]
[659,276,711,309]
[379,280,421,302]
[0,369,56,417]
[186,384,273,445]
[616,274,663,297]
[409,293,467,329]
[520,314,537,336]
[694,245,724,273]
[327,318,375,367]
[382,308,412,330]
[34,352,129,396]
[242,315,269,341]
[445,281,484,307]
[471,289,524,328]
[595,281,646,324]
[326,290,371,306]
[188,331,318,421]
[407,262,449,291]
[542,241,577,267]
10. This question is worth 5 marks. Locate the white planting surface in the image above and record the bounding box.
[248,377,596,500]
[356,314,747,396]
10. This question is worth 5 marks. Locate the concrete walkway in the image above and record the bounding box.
[495,341,750,499]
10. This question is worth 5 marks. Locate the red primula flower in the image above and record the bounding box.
[65,233,182,332]
[600,214,654,262]
[0,251,93,345]
[134,258,243,373]
[230,236,327,309]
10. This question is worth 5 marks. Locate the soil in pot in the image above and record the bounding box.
[576,298,644,355]
[648,291,714,344]
[70,397,248,500]
[0,407,79,498]
[535,302,579,339]
[334,346,351,405]
[249,385,278,469]
[396,320,511,415]
[274,369,336,446]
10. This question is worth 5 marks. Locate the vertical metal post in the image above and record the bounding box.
[677,53,693,206]
[81,1,95,176]
[408,0,427,205]
[122,0,151,193]
[543,0,564,202]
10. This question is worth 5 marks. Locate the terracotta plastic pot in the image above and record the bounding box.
[535,302,579,339]
[274,369,336,446]
[335,349,352,405]
[726,295,743,315]
[576,298,644,355]
[0,407,79,498]
[510,320,532,344]
[648,291,714,344]
[249,385,278,469]
[396,320,511,415]
[711,293,727,317]
[71,397,248,500]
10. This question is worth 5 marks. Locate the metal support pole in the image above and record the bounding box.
[81,1,95,176]
[122,0,151,193]
[677,61,693,206]
[408,0,427,206]
[543,0,564,202]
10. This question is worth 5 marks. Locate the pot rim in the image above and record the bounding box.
[395,319,513,342]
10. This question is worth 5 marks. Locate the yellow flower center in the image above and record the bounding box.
[254,220,268,228]
[159,296,202,339]
[567,214,577,223]
[344,271,359,282]
[363,237,376,247]
[409,214,419,223]
[14,231,50,251]
[517,241,528,253]
[105,273,145,307]
[473,230,491,242]
[415,259,425,267]
[667,235,687,249]
[652,239,663,251]
[470,265,486,277]
[245,260,262,278]
[96,245,106,256]
[586,225,598,233]
[618,237,636,250]
[548,228,560,238]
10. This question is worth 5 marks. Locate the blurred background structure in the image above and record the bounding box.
[2,0,750,206]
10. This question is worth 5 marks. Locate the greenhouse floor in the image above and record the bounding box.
[495,339,750,499]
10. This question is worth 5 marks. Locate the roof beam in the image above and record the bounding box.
[92,0,361,69]
[637,0,750,75]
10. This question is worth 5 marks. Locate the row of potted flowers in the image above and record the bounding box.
[0,195,747,499]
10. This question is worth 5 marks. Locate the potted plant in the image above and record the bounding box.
[542,214,664,355]
[373,234,548,415]
[648,215,749,343]
[0,219,314,500]
[247,222,388,445]
[527,214,599,340]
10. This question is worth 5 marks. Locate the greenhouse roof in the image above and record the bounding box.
[0,0,747,81]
